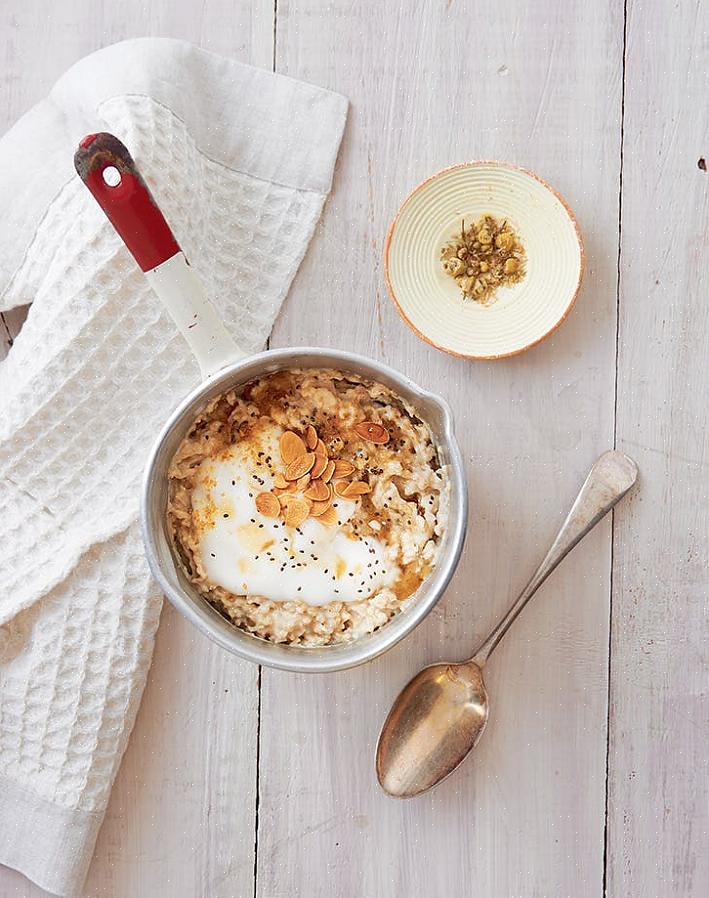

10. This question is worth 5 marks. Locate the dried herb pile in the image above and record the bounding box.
[440,214,526,304]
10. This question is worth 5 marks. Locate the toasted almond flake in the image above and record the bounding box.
[309,496,333,516]
[280,430,306,464]
[296,474,311,491]
[317,506,339,526]
[311,452,328,479]
[368,519,382,531]
[353,421,390,444]
[284,496,311,529]
[321,460,336,483]
[342,480,372,498]
[273,473,288,489]
[255,492,280,517]
[333,479,351,499]
[305,424,318,450]
[331,459,355,478]
[284,452,315,481]
[305,479,330,501]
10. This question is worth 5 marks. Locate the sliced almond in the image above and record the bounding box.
[283,496,311,529]
[255,492,280,518]
[284,452,315,481]
[321,459,336,483]
[304,479,330,501]
[331,459,355,478]
[309,497,333,517]
[280,430,306,464]
[311,452,328,479]
[296,473,311,491]
[317,506,339,526]
[305,424,318,450]
[273,473,288,489]
[353,421,390,444]
[342,480,372,498]
[333,479,351,499]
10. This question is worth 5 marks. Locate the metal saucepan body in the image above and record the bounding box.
[141,346,468,673]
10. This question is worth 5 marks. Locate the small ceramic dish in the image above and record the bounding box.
[384,161,584,360]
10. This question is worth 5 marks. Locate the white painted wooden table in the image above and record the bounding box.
[1,1,707,896]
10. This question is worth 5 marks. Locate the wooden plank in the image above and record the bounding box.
[607,1,709,895]
[0,306,28,363]
[0,0,273,136]
[0,2,274,896]
[259,1,623,896]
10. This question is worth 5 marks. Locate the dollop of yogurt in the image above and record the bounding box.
[191,430,398,606]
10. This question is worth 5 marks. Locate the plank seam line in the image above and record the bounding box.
[252,665,262,898]
[603,0,629,894]
[0,312,12,347]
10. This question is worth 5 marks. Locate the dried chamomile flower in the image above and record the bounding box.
[440,214,526,305]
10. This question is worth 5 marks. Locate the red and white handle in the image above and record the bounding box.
[74,132,243,377]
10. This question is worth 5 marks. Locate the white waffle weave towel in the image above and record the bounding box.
[0,38,347,897]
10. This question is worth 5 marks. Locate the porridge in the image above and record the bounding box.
[167,368,449,646]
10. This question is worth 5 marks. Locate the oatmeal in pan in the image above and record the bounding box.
[167,368,449,646]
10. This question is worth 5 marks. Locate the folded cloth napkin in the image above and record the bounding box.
[0,37,347,896]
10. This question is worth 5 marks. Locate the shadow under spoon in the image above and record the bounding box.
[376,449,638,798]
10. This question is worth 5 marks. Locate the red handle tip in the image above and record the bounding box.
[79,133,99,149]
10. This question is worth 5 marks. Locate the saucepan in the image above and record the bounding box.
[74,133,468,672]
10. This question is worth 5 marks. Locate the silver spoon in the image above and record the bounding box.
[376,450,638,798]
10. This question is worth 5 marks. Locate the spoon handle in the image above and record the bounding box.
[472,450,638,666]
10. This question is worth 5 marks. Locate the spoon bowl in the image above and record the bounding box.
[376,661,488,798]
